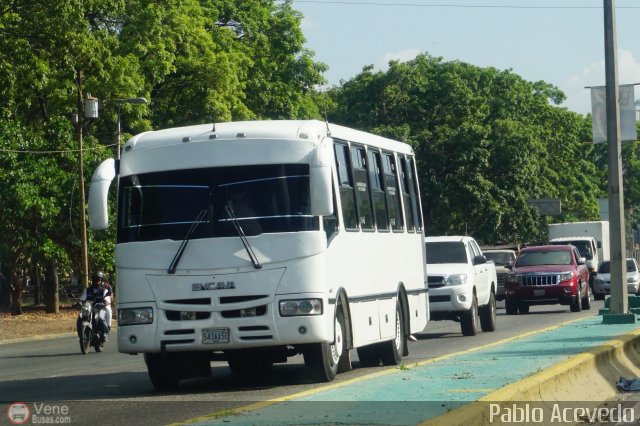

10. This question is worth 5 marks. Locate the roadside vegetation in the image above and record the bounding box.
[1,0,639,316]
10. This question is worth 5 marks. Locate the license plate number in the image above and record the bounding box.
[202,328,230,344]
[534,289,545,296]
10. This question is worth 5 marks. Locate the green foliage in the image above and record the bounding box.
[0,117,95,275]
[327,53,600,244]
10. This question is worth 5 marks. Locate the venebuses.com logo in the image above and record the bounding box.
[6,402,72,424]
[7,402,30,425]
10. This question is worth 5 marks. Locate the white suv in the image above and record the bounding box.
[425,236,498,336]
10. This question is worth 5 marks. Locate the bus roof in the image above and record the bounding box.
[125,120,414,155]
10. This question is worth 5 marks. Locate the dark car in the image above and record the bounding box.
[504,245,591,314]
[483,249,517,301]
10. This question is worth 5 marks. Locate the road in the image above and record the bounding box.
[0,300,605,425]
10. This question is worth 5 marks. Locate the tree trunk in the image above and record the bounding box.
[32,264,41,305]
[45,261,59,314]
[0,271,9,312]
[9,270,24,316]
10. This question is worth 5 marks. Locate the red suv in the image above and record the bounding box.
[504,245,591,314]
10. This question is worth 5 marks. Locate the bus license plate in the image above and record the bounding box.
[534,289,545,296]
[202,328,230,344]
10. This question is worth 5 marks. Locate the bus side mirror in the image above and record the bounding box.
[309,142,334,216]
[88,158,116,230]
[310,165,333,216]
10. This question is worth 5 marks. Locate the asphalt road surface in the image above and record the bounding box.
[0,300,605,425]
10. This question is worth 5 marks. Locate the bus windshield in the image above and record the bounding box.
[117,164,318,243]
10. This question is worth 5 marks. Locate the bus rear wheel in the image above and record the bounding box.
[304,310,347,382]
[380,302,405,365]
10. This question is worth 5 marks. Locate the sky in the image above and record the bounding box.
[291,0,640,115]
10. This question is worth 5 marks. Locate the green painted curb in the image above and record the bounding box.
[602,313,637,324]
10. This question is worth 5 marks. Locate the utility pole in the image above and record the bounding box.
[603,0,632,321]
[75,69,89,289]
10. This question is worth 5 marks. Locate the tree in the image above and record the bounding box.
[210,0,327,119]
[0,117,110,314]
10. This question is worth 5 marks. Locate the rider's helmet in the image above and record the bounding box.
[91,271,105,287]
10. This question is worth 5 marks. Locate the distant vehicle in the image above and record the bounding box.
[88,120,429,390]
[593,258,640,300]
[425,236,497,336]
[483,249,517,301]
[504,245,591,314]
[548,221,610,289]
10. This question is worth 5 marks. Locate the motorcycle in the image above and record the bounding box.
[76,297,109,354]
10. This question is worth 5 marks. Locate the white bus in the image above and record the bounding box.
[88,120,428,390]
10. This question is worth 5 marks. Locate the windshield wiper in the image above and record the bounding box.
[167,209,208,274]
[225,204,262,269]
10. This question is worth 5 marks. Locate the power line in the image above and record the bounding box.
[0,143,116,155]
[291,1,640,9]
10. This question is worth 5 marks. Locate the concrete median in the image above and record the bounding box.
[424,327,640,425]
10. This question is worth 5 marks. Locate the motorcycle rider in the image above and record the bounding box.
[79,271,113,339]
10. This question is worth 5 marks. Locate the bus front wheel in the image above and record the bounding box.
[304,310,348,382]
[144,353,180,392]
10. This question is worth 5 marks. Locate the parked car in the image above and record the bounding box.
[504,244,590,314]
[425,236,498,336]
[483,249,517,301]
[593,258,640,300]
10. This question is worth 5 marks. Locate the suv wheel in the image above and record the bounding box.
[479,290,497,332]
[460,294,478,336]
[570,290,582,312]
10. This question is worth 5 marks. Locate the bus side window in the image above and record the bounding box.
[351,145,374,230]
[368,149,389,231]
[334,143,359,231]
[409,157,423,232]
[382,152,404,232]
[399,156,415,232]
[405,156,422,232]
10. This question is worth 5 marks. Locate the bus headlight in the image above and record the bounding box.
[279,299,323,316]
[119,307,153,326]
